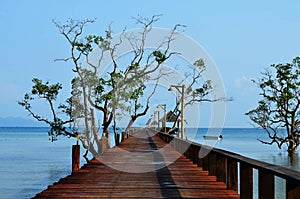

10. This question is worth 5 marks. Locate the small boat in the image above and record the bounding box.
[203,135,223,140]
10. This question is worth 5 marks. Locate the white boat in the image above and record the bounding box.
[203,135,223,140]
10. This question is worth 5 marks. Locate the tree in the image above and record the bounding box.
[19,16,180,159]
[246,57,300,153]
[18,78,76,139]
[168,59,231,129]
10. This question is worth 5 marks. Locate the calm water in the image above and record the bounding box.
[0,127,298,199]
[0,127,81,199]
[187,128,300,171]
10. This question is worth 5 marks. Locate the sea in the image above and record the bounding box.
[0,127,299,199]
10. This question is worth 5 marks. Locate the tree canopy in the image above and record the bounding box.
[246,57,300,153]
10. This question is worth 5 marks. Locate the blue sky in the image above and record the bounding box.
[0,0,299,127]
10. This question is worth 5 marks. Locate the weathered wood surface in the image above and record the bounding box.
[33,129,239,198]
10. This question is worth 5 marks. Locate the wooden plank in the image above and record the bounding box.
[49,181,227,188]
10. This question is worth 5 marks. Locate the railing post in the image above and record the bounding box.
[177,139,185,154]
[202,153,209,171]
[192,145,200,165]
[174,138,179,151]
[183,142,190,158]
[184,144,190,159]
[286,180,300,199]
[127,130,130,137]
[169,135,172,144]
[195,146,202,167]
[240,162,253,199]
[197,154,203,167]
[209,152,217,176]
[121,131,126,142]
[101,136,107,153]
[72,144,80,172]
[258,169,274,199]
[216,153,226,183]
[174,137,178,151]
[227,158,238,192]
[115,133,120,146]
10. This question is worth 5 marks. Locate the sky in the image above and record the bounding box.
[0,0,299,128]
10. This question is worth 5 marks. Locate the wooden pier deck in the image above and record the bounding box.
[33,128,240,199]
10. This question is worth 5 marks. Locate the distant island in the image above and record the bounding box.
[0,117,46,127]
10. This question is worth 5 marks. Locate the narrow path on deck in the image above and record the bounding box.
[33,128,240,199]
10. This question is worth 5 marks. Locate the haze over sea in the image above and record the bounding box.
[0,127,298,199]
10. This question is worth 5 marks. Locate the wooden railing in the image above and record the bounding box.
[157,132,300,199]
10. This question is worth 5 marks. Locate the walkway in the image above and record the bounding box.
[33,128,240,198]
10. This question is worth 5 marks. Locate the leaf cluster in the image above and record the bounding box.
[18,78,76,140]
[31,78,62,100]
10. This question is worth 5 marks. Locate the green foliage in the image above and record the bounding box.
[31,78,62,100]
[153,50,167,63]
[246,57,300,152]
[193,59,205,70]
[71,30,112,55]
[129,62,139,70]
[130,85,146,100]
[190,80,213,102]
[19,78,63,115]
[246,100,271,127]
[18,78,77,140]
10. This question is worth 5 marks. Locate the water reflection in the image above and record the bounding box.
[259,152,300,171]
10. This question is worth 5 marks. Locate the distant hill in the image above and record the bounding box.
[0,117,47,127]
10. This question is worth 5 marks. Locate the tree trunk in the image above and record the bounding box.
[113,116,119,146]
[102,107,113,150]
[100,112,109,154]
[125,105,149,132]
[90,108,102,154]
[287,129,298,153]
[80,139,98,158]
[83,149,90,163]
[172,113,181,128]
[288,139,297,153]
[125,117,136,132]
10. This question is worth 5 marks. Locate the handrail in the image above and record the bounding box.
[157,131,300,199]
[212,147,300,182]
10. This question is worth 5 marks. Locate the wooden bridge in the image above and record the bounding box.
[33,128,239,198]
[33,128,300,199]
